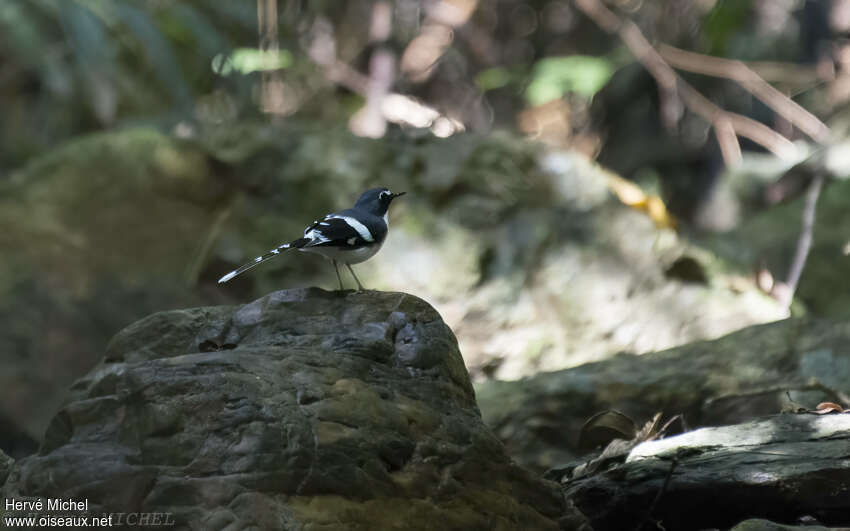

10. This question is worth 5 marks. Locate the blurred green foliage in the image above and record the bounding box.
[525,56,614,105]
[213,48,293,76]
[0,0,256,170]
[703,0,753,56]
[0,0,840,181]
[475,67,514,92]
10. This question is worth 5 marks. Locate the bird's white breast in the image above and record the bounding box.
[299,242,382,264]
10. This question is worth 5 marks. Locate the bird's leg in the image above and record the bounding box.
[345,263,365,291]
[332,260,344,290]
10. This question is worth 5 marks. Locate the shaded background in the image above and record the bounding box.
[2,0,850,460]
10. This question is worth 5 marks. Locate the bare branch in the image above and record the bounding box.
[713,116,742,167]
[747,62,828,87]
[573,0,799,165]
[257,0,287,116]
[779,173,825,309]
[659,44,831,143]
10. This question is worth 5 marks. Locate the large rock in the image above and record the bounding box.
[210,128,787,380]
[0,128,233,446]
[561,414,850,529]
[0,449,12,486]
[476,317,850,472]
[2,289,565,530]
[1,123,788,450]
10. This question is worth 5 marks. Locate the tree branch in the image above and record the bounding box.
[779,172,824,309]
[573,0,800,165]
[658,44,831,143]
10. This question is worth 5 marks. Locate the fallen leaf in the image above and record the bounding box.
[578,410,636,452]
[605,171,677,229]
[813,402,847,414]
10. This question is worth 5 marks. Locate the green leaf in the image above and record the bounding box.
[476,67,514,91]
[170,3,229,60]
[0,1,49,65]
[212,48,292,76]
[115,3,192,109]
[525,56,614,106]
[58,0,118,121]
[703,0,752,56]
[59,0,112,67]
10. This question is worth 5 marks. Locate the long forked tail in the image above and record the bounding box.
[217,238,309,283]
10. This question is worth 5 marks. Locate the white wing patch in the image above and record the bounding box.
[304,221,320,236]
[329,215,374,242]
[304,229,329,243]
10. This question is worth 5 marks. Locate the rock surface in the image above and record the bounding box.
[559,414,850,529]
[476,317,850,472]
[0,128,234,446]
[731,518,838,530]
[0,449,11,486]
[2,289,565,530]
[1,124,789,447]
[701,177,850,319]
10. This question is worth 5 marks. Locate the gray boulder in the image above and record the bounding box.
[561,414,850,529]
[2,289,565,530]
[476,317,850,472]
[0,449,11,486]
[0,128,233,445]
[1,124,788,448]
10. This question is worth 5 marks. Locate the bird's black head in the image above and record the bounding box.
[354,187,406,216]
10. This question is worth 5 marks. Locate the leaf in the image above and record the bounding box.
[578,410,636,452]
[525,56,614,106]
[566,412,682,483]
[58,0,117,122]
[476,67,513,91]
[170,4,229,60]
[605,171,678,229]
[813,402,847,414]
[115,3,192,109]
[703,0,752,56]
[213,48,293,76]
[59,0,111,64]
[0,1,49,66]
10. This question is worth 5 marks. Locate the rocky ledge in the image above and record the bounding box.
[1,289,565,530]
[559,413,850,529]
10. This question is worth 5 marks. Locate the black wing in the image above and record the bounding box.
[304,215,374,248]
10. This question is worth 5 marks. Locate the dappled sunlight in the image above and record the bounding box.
[347,149,790,382]
[380,93,465,136]
[3,2,850,527]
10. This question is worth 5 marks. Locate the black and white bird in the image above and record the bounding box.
[218,187,405,290]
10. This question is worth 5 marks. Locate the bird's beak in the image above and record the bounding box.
[391,192,406,199]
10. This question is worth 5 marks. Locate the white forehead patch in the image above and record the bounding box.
[379,190,391,200]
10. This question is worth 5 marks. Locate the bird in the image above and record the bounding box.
[217,187,406,290]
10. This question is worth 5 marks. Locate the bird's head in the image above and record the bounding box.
[355,187,406,216]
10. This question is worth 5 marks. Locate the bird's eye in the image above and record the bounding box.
[380,191,390,200]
